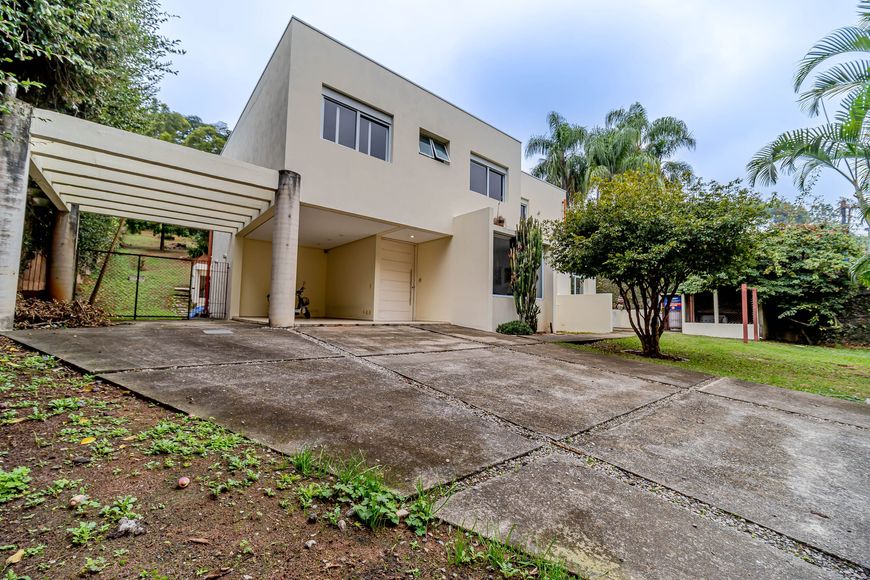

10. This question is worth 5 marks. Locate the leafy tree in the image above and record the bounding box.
[548,171,764,357]
[586,102,696,182]
[747,1,870,287]
[525,112,589,201]
[510,216,543,330]
[745,224,863,344]
[0,0,181,132]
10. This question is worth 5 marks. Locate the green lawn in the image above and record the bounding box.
[576,333,870,402]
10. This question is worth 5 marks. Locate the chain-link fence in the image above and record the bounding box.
[76,249,229,320]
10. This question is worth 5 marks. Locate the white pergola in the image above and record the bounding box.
[29,109,279,234]
[1,105,301,330]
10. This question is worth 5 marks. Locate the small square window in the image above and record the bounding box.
[419,132,450,163]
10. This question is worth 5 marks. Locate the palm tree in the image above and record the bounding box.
[747,1,870,287]
[586,102,696,182]
[525,112,589,202]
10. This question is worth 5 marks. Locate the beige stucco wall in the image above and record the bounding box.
[325,236,376,320]
[237,240,327,318]
[553,294,614,333]
[414,237,451,323]
[221,24,292,170]
[283,19,527,235]
[298,246,327,318]
[240,239,271,317]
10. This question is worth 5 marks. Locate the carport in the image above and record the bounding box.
[0,96,303,329]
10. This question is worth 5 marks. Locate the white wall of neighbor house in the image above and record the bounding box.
[553,294,613,333]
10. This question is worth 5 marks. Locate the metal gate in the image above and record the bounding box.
[665,295,683,331]
[75,249,229,320]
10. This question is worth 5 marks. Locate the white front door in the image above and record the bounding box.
[377,239,414,321]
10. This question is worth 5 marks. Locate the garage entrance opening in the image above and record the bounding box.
[76,249,229,320]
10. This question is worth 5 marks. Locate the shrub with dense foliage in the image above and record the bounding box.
[549,171,765,357]
[746,223,863,344]
[496,320,535,335]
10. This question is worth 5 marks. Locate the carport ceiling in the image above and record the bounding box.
[28,109,279,233]
[246,205,448,249]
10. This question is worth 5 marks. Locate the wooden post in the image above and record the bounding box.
[741,283,749,344]
[88,218,125,304]
[752,287,759,342]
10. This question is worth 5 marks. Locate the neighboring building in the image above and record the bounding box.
[681,288,765,340]
[216,18,608,331]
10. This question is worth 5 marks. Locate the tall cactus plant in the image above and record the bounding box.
[510,216,543,331]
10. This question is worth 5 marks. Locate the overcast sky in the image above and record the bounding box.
[158,0,855,203]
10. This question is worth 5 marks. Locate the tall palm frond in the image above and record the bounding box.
[747,123,870,193]
[525,111,590,200]
[794,20,870,115]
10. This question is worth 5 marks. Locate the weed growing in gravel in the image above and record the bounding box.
[81,555,108,575]
[405,481,445,536]
[290,448,315,475]
[99,496,141,522]
[296,482,332,508]
[0,466,31,503]
[138,416,244,457]
[67,521,109,546]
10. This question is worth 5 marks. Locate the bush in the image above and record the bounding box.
[496,320,534,335]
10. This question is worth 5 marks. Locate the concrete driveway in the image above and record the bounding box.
[6,321,868,579]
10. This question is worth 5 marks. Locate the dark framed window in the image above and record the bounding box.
[493,235,512,296]
[470,159,505,201]
[322,92,391,161]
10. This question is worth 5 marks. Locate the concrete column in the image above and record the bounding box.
[712,290,720,324]
[47,203,79,302]
[269,170,301,327]
[0,86,33,330]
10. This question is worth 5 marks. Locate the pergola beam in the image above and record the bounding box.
[28,156,67,211]
[38,159,269,213]
[58,188,248,227]
[49,176,259,219]
[31,109,278,190]
[31,142,275,202]
[65,195,244,229]
[77,205,237,234]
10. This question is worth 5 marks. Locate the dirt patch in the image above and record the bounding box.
[0,338,570,579]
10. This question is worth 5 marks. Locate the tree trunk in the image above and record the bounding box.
[88,218,125,305]
[159,224,165,251]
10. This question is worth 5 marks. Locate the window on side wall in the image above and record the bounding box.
[520,199,529,220]
[419,132,450,162]
[470,157,506,201]
[492,235,512,296]
[321,89,391,161]
[570,274,584,295]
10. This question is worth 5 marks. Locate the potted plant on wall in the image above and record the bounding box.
[493,202,506,226]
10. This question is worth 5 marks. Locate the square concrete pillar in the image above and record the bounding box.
[0,88,33,330]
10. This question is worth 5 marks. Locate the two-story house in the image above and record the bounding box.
[209,18,612,332]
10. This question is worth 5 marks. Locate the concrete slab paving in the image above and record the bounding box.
[441,453,834,579]
[298,324,487,356]
[100,358,539,492]
[369,348,679,438]
[4,321,336,373]
[516,342,710,388]
[701,377,870,429]
[414,324,541,346]
[579,392,870,567]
